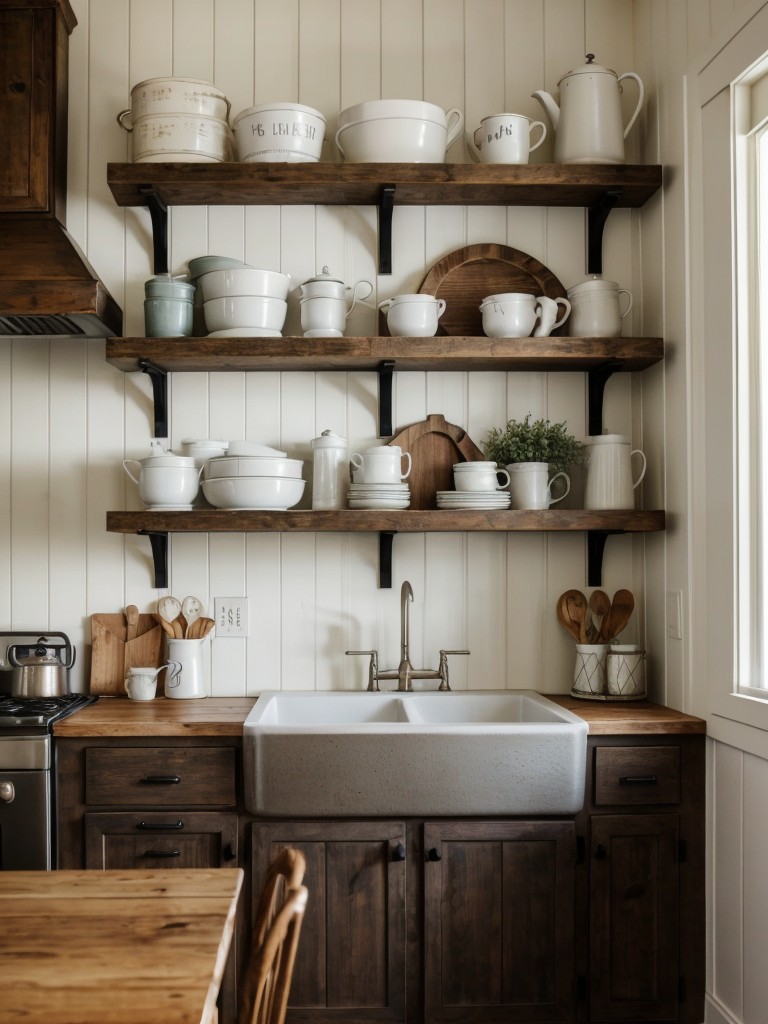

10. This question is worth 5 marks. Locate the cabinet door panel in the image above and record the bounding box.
[424,821,576,1024]
[252,821,406,1024]
[84,811,238,870]
[590,814,679,1021]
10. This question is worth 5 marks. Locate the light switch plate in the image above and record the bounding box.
[214,597,249,637]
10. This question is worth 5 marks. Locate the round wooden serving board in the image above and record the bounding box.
[419,242,568,337]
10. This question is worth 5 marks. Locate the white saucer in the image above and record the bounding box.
[207,328,283,337]
[348,498,411,509]
[144,504,194,511]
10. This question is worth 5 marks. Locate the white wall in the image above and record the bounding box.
[0,0,651,696]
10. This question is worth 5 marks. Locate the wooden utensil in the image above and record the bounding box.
[188,616,216,640]
[181,595,204,636]
[125,605,139,642]
[601,588,635,642]
[563,590,588,643]
[153,613,176,639]
[589,590,611,643]
[556,593,581,641]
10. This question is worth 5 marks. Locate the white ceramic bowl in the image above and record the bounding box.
[118,77,230,126]
[134,465,201,507]
[203,296,288,332]
[198,267,292,301]
[188,256,249,278]
[202,475,305,509]
[130,112,233,162]
[335,101,463,162]
[233,103,326,163]
[203,456,304,480]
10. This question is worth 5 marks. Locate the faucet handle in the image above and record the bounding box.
[345,649,380,691]
[437,649,470,691]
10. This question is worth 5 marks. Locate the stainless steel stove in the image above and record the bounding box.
[0,693,96,869]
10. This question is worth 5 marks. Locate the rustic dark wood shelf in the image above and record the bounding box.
[106,162,662,209]
[106,335,663,373]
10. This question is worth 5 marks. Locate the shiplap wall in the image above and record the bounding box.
[0,0,650,695]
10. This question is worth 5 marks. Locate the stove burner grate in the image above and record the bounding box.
[0,693,96,727]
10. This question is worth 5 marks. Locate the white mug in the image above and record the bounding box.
[350,445,412,484]
[165,639,208,699]
[506,462,570,510]
[125,662,181,701]
[453,462,510,492]
[466,113,547,164]
[583,434,646,510]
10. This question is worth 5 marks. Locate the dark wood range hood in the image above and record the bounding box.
[0,0,122,337]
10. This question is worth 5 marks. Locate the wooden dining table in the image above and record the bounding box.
[0,867,243,1023]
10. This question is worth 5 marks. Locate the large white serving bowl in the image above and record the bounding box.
[335,99,463,162]
[233,103,326,163]
[198,267,292,302]
[202,475,305,510]
[203,456,304,480]
[203,296,288,333]
[337,98,452,128]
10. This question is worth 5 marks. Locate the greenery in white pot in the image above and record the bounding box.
[484,414,584,472]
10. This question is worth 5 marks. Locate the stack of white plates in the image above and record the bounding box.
[347,483,410,510]
[436,490,511,510]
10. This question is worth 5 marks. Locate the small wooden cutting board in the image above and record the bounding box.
[391,414,485,509]
[90,613,164,695]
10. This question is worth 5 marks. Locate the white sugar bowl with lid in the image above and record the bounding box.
[123,441,201,510]
[567,275,633,337]
[298,268,373,337]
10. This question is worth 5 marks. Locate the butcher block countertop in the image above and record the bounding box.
[0,868,243,1024]
[53,693,705,737]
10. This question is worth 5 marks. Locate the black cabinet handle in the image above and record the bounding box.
[619,775,658,785]
[139,775,181,785]
[392,843,406,862]
[137,820,184,831]
[141,849,181,858]
[223,843,237,862]
[426,847,442,862]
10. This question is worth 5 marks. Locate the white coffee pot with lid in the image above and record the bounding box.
[298,267,373,337]
[531,54,644,164]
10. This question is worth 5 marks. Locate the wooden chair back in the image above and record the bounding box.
[240,884,308,1024]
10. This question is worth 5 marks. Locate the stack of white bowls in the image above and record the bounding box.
[197,265,292,337]
[335,99,464,162]
[232,103,326,162]
[201,442,305,510]
[117,77,233,163]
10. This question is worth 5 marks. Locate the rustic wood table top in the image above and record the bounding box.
[0,868,243,1023]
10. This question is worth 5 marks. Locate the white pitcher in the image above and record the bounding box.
[584,434,647,509]
[165,638,208,699]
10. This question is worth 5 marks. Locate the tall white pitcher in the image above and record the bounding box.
[584,434,646,510]
[165,638,207,699]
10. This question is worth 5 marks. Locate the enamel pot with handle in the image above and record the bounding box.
[531,54,644,164]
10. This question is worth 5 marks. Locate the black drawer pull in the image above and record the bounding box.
[139,775,181,785]
[426,847,442,862]
[142,849,181,858]
[619,775,658,785]
[391,843,406,862]
[137,820,184,831]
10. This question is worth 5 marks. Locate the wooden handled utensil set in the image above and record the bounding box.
[154,595,215,640]
[556,588,634,644]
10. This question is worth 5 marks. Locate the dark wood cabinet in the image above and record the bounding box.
[252,820,407,1023]
[84,810,239,869]
[423,820,576,1024]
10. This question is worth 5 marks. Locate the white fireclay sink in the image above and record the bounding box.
[243,690,587,817]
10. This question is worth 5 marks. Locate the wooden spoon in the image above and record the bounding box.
[125,605,139,642]
[589,590,611,643]
[195,616,216,639]
[556,593,581,642]
[157,595,181,626]
[181,596,204,637]
[563,590,589,643]
[153,613,176,639]
[600,589,635,642]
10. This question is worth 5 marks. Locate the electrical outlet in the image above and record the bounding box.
[214,598,249,637]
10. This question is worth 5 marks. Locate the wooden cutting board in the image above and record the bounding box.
[417,242,568,337]
[391,414,485,509]
[90,613,164,696]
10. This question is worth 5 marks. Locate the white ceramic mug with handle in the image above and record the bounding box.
[466,113,547,164]
[125,663,181,701]
[506,462,570,509]
[350,445,412,484]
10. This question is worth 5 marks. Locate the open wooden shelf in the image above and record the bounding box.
[106,335,663,373]
[106,162,662,209]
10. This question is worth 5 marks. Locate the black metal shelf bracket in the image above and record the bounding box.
[587,530,620,587]
[138,359,169,438]
[378,185,396,274]
[138,186,169,275]
[378,359,396,437]
[379,531,396,588]
[587,360,624,436]
[587,190,622,275]
[139,530,169,589]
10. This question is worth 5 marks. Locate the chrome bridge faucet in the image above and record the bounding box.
[346,580,469,691]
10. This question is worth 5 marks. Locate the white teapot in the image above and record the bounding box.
[532,54,644,164]
[298,267,373,337]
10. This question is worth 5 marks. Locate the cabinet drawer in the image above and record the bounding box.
[594,746,680,805]
[84,811,238,869]
[85,747,236,806]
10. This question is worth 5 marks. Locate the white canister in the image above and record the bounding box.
[232,103,326,163]
[165,638,208,699]
[311,430,350,510]
[567,276,633,337]
[572,643,609,697]
[606,645,646,698]
[583,434,647,510]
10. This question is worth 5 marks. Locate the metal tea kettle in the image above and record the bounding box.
[531,54,644,164]
[2,632,76,698]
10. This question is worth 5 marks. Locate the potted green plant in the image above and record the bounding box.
[484,415,583,509]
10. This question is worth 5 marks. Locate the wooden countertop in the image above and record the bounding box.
[0,868,243,1024]
[54,692,705,737]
